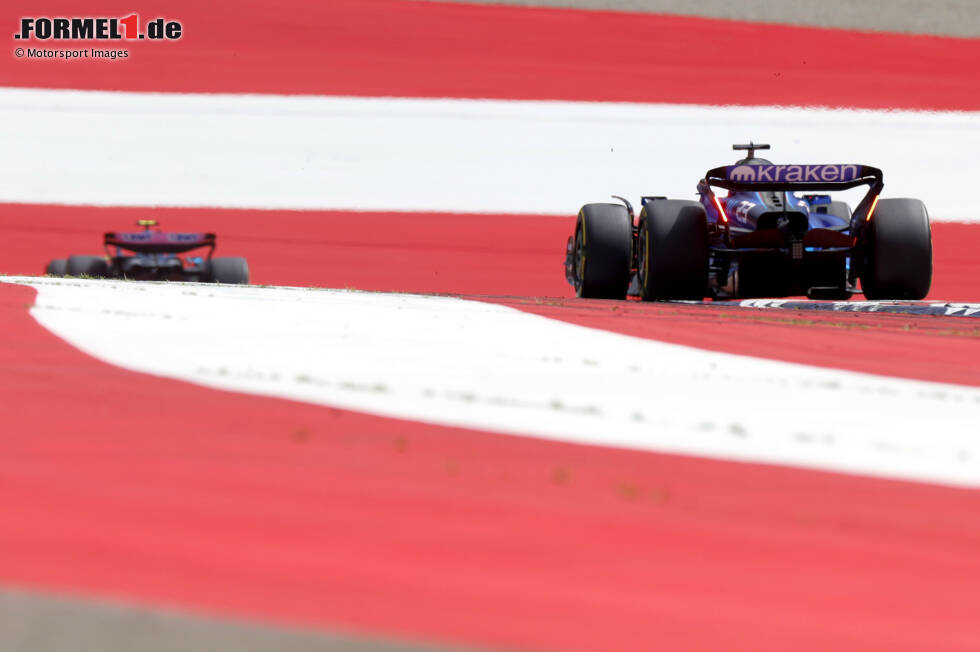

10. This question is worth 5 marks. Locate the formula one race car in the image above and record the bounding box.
[564,143,932,301]
[46,220,249,284]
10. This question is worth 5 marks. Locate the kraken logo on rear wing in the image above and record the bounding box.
[699,163,885,241]
[728,164,860,183]
[705,164,882,191]
[104,231,217,255]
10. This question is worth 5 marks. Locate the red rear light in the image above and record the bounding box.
[866,195,880,222]
[712,196,728,223]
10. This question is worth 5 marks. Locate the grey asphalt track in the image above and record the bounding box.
[431,0,980,37]
[0,589,478,652]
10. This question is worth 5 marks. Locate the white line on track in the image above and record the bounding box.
[1,88,978,220]
[7,276,980,488]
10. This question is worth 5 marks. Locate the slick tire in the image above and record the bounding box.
[638,200,708,301]
[572,203,632,299]
[209,257,250,284]
[66,255,108,278]
[45,259,67,276]
[861,198,932,300]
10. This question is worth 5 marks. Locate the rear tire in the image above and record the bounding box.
[66,255,108,278]
[209,257,250,284]
[45,259,67,276]
[861,198,931,300]
[571,203,631,299]
[638,200,708,301]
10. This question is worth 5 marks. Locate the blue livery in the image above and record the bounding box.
[565,142,933,302]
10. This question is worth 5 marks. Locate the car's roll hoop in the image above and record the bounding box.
[732,142,770,159]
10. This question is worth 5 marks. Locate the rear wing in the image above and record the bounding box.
[704,163,882,192]
[105,231,216,255]
[698,163,884,236]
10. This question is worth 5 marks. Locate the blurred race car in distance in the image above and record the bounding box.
[565,143,932,301]
[46,219,249,284]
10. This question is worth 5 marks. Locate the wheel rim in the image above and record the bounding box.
[637,225,648,294]
[574,227,586,291]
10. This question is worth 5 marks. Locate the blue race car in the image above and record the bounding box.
[564,143,932,301]
[46,219,249,283]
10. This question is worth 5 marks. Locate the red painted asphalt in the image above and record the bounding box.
[4,281,980,652]
[4,0,980,648]
[3,201,979,386]
[2,0,979,110]
[4,202,979,300]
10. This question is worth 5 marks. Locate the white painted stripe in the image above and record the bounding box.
[1,88,978,220]
[8,275,980,488]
